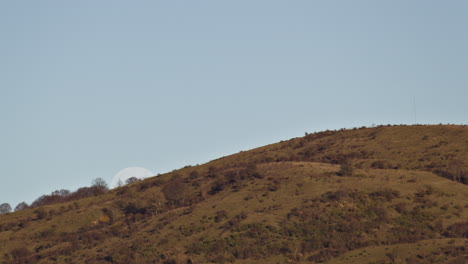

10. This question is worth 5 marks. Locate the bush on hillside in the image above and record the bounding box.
[125,177,140,185]
[10,247,33,264]
[444,221,468,238]
[162,176,189,206]
[337,160,353,176]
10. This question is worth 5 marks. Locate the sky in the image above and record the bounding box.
[1,1,467,207]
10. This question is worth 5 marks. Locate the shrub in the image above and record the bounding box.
[10,247,33,264]
[393,203,408,214]
[320,190,350,202]
[244,163,263,179]
[369,189,400,201]
[189,170,199,179]
[207,166,218,178]
[337,160,353,176]
[162,176,189,206]
[371,160,387,169]
[101,208,115,223]
[444,221,468,238]
[208,180,226,195]
[121,202,147,216]
[33,208,47,220]
[125,177,140,185]
[214,210,228,223]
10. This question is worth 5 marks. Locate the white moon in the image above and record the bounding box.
[111,167,154,188]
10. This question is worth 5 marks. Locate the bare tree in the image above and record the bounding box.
[125,176,140,185]
[92,177,108,188]
[91,177,109,195]
[117,179,123,188]
[14,202,29,212]
[51,189,71,197]
[0,203,12,214]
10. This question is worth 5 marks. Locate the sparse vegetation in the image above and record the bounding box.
[125,176,140,185]
[14,202,28,212]
[337,159,354,176]
[0,125,467,263]
[0,203,11,215]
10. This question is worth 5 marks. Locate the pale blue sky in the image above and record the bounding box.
[1,1,467,207]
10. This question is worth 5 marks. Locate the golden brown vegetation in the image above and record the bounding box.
[0,125,467,264]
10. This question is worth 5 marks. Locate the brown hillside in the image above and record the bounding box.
[209,125,467,183]
[0,125,467,264]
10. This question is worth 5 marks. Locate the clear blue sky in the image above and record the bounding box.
[1,1,467,207]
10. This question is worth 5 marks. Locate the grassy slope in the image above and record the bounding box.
[209,124,467,171]
[0,125,467,264]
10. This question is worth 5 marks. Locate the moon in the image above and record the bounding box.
[111,167,154,188]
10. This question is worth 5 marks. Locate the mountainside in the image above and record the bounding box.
[1,125,467,264]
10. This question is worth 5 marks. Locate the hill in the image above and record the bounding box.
[0,125,467,264]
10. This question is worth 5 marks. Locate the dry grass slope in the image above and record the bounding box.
[0,125,467,264]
